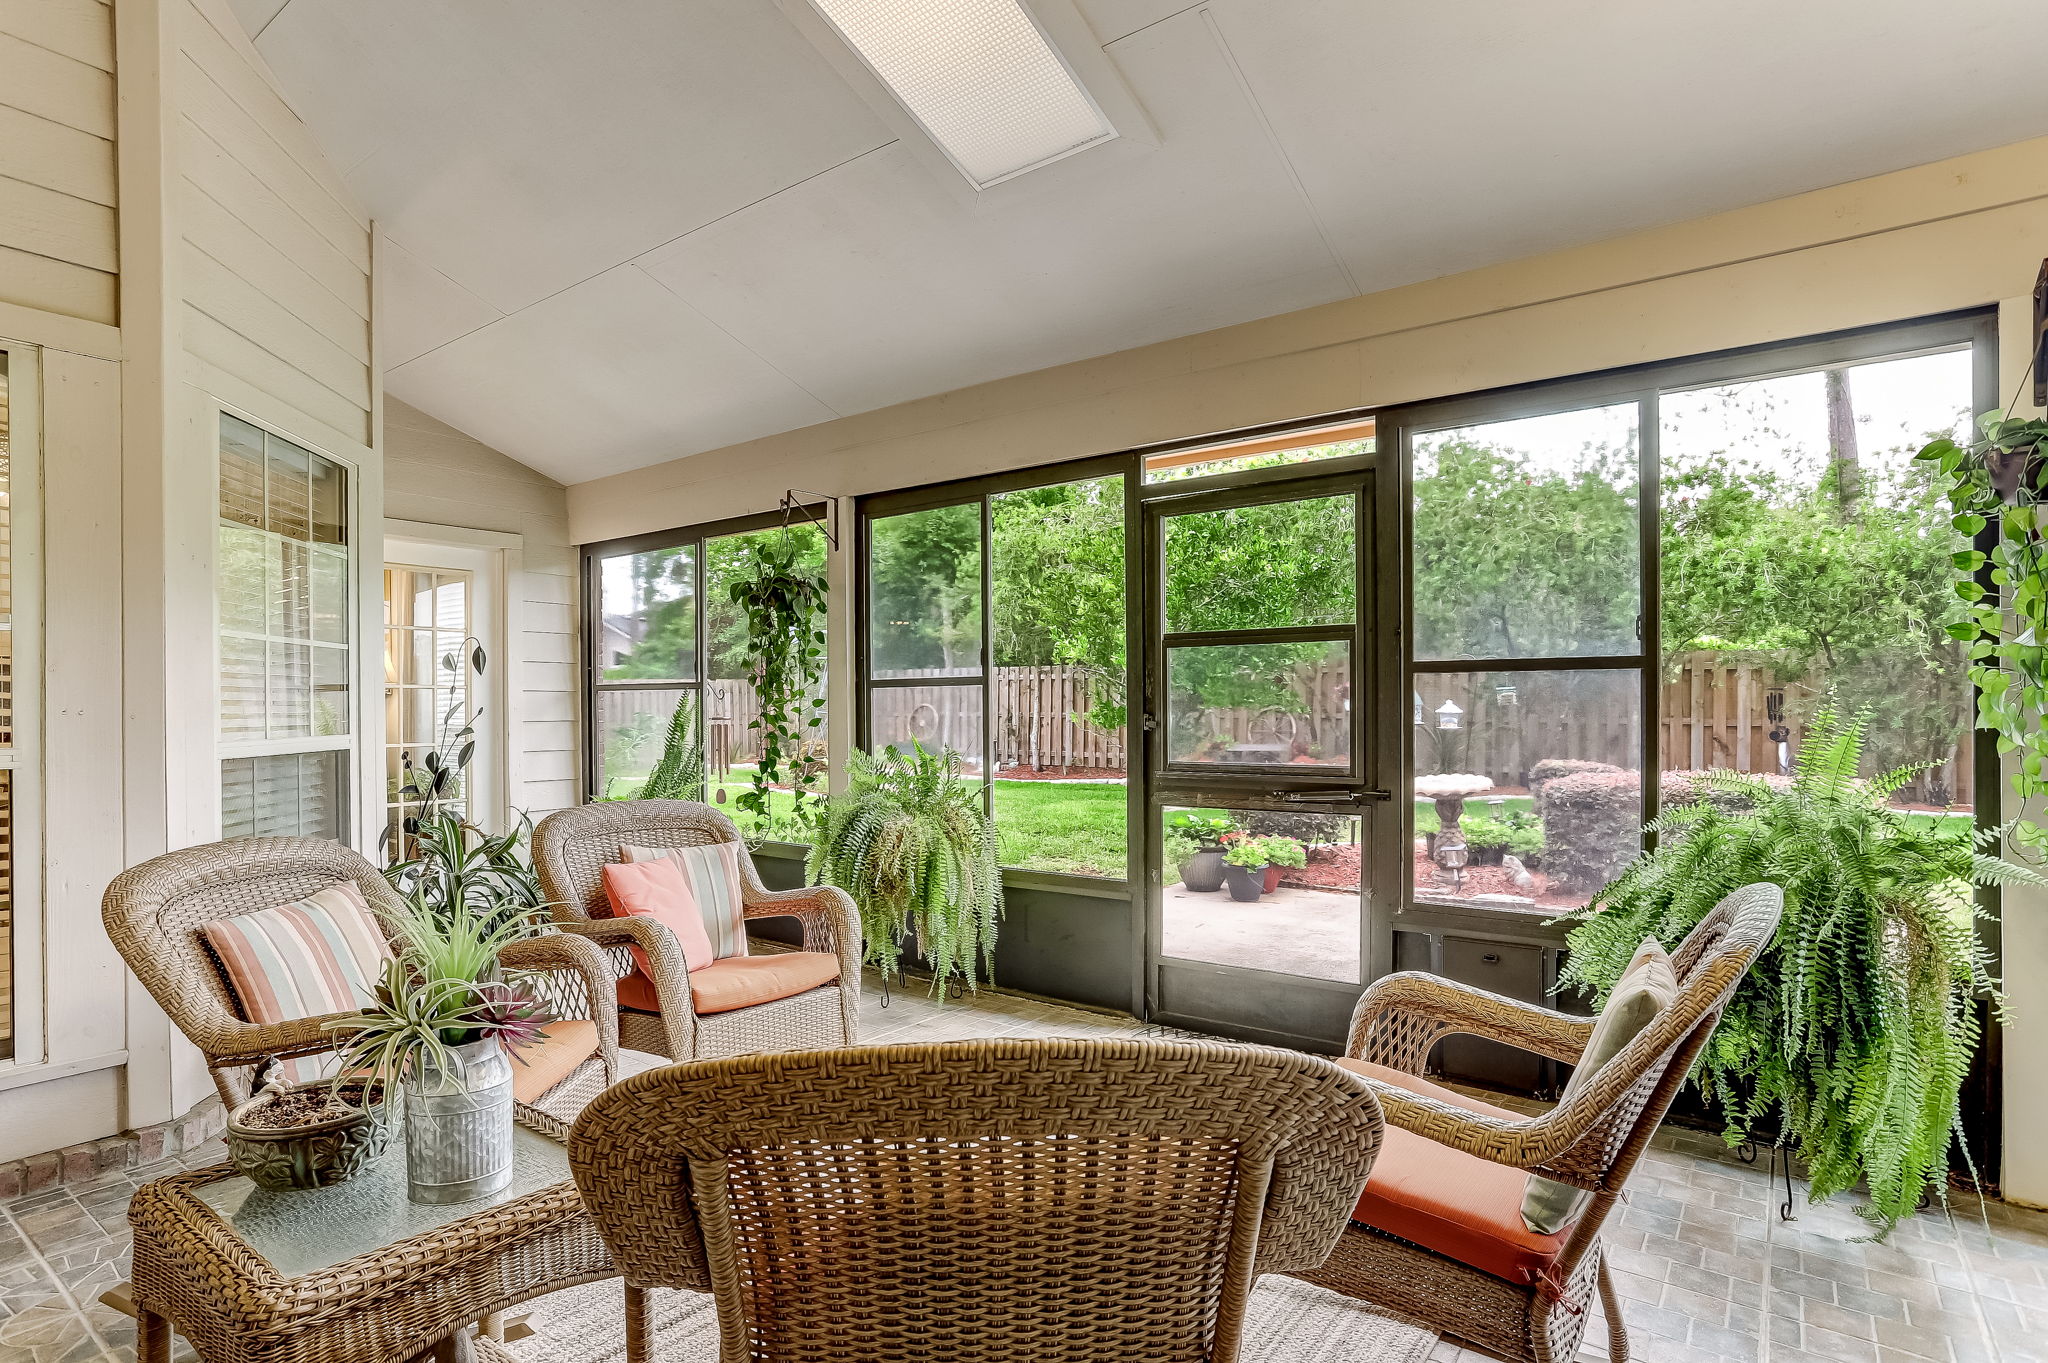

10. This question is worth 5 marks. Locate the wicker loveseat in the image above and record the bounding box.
[1295,882,1783,1363]
[533,800,862,1061]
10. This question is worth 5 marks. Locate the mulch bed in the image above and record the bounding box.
[1275,841,1587,909]
[992,766,1128,781]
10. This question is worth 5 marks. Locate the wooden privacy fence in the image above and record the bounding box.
[1414,654,1970,802]
[606,655,1971,801]
[871,667,1127,772]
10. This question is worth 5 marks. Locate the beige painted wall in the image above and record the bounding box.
[568,133,2048,1205]
[0,0,117,325]
[384,397,581,818]
[0,0,383,1160]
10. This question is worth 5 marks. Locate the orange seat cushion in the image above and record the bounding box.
[621,952,840,1016]
[1338,1059,1571,1286]
[509,1018,602,1105]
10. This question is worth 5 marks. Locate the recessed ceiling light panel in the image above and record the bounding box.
[805,0,1117,188]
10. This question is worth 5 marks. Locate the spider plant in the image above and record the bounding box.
[326,894,551,1110]
[386,809,547,932]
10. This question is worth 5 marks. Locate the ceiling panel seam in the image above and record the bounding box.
[631,260,844,417]
[387,142,896,374]
[1197,7,1359,295]
[1102,0,1214,47]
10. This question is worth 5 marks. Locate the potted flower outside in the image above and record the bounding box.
[1257,836,1307,892]
[328,896,552,1205]
[1167,814,1235,893]
[225,1071,390,1190]
[1221,839,1270,903]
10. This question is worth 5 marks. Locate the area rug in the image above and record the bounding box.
[488,1273,1437,1362]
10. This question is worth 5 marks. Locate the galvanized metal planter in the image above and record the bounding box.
[403,1038,513,1204]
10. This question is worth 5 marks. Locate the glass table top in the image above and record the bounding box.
[193,1124,572,1278]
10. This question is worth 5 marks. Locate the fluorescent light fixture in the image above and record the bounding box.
[806,0,1116,188]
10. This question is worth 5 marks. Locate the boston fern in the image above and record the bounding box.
[1558,712,2040,1235]
[806,742,1000,995]
[637,691,705,801]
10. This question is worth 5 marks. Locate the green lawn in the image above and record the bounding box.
[599,779,1972,880]
[992,782,1129,877]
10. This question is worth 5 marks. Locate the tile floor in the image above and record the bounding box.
[2,980,2044,1363]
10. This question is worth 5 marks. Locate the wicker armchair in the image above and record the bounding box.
[1294,882,1783,1363]
[533,800,861,1061]
[568,1038,1385,1363]
[102,836,628,1117]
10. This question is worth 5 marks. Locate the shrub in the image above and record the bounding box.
[1662,767,1793,810]
[1530,757,1623,785]
[1529,758,1623,816]
[1539,768,1644,892]
[1242,810,1346,846]
[1463,812,1545,859]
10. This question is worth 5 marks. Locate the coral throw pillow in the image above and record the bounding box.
[621,841,748,959]
[602,857,718,973]
[201,882,393,1025]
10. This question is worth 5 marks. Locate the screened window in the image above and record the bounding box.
[865,471,1129,879]
[1404,321,1985,914]
[218,416,351,840]
[588,518,828,839]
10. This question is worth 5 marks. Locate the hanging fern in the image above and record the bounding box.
[1558,711,2040,1235]
[637,691,704,801]
[805,742,1001,995]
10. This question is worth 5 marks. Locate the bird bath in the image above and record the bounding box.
[1414,773,1494,890]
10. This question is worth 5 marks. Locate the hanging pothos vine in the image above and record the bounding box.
[1918,395,2048,853]
[728,535,828,835]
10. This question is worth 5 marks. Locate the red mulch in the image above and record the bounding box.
[1275,841,1586,909]
[993,766,1128,781]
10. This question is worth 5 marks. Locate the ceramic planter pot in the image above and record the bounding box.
[404,1038,514,1204]
[1180,845,1227,893]
[225,1078,391,1191]
[1261,865,1283,894]
[1222,864,1266,903]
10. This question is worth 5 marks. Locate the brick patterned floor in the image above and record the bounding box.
[3,980,2044,1363]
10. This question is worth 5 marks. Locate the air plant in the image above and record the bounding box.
[325,894,551,1110]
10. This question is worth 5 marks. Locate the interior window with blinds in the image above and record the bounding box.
[218,415,352,841]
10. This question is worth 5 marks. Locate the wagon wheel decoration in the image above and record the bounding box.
[1246,707,1301,751]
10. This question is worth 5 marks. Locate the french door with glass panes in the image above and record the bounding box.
[1140,468,1398,1046]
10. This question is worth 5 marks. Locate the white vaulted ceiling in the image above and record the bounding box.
[235,0,2048,483]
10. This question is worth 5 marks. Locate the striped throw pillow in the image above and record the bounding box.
[201,882,394,1025]
[622,841,748,959]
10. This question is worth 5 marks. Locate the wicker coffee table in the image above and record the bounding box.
[126,1108,614,1363]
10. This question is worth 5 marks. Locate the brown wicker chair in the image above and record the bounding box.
[102,835,630,1118]
[1294,882,1783,1363]
[533,800,862,1061]
[568,1038,1386,1363]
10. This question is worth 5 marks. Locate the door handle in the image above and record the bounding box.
[1275,789,1391,805]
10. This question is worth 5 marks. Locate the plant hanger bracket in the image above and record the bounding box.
[779,489,840,551]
